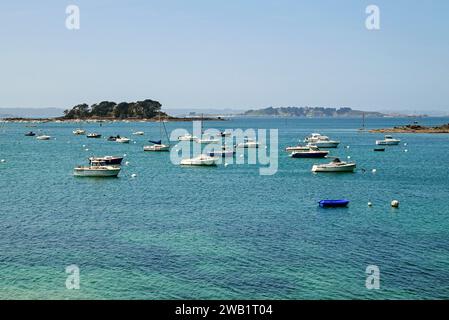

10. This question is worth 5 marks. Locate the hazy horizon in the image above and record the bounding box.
[1,1,448,112]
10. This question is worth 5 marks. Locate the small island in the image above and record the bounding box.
[2,99,223,122]
[370,124,449,133]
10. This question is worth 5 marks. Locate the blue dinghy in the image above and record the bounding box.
[319,199,350,208]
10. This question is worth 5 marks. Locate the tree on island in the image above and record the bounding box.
[63,99,163,119]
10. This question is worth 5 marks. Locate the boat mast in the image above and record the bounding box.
[161,111,170,146]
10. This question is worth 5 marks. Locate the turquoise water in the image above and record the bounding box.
[1,117,449,299]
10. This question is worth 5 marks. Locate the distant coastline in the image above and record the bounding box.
[243,106,387,117]
[370,124,449,133]
[241,106,433,118]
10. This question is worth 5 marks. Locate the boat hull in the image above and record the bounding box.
[73,168,121,177]
[291,151,329,158]
[376,140,400,145]
[312,163,356,172]
[319,200,350,208]
[309,141,340,148]
[180,156,218,166]
[116,139,130,143]
[286,146,309,152]
[144,145,170,152]
[36,136,51,140]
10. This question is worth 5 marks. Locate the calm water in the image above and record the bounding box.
[1,117,449,299]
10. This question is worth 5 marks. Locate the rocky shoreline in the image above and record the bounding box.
[370,124,449,133]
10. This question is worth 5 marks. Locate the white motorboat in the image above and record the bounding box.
[178,134,197,141]
[290,146,329,158]
[74,161,121,177]
[36,135,51,140]
[304,133,340,148]
[73,129,86,135]
[195,137,220,144]
[311,158,356,173]
[132,131,144,135]
[180,155,219,166]
[144,144,170,152]
[376,135,401,145]
[116,137,131,143]
[236,138,259,149]
[285,145,310,152]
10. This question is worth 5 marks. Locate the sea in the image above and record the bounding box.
[1,116,449,299]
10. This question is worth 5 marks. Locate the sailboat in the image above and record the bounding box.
[358,113,366,132]
[144,113,170,152]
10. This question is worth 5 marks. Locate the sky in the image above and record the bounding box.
[0,0,448,113]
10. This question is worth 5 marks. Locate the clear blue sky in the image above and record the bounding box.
[0,0,448,112]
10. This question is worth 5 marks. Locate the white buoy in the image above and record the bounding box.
[85,148,89,151]
[346,145,350,149]
[123,154,127,157]
[391,200,400,208]
[368,202,373,207]
[82,144,86,148]
[131,174,137,178]
[347,156,351,159]
[404,149,408,152]
[125,161,130,166]
[0,159,5,163]
[224,163,229,167]
[404,143,408,146]
[133,141,136,144]
[372,169,377,174]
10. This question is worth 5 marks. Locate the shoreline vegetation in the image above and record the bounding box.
[0,99,224,122]
[370,124,449,133]
[244,106,387,117]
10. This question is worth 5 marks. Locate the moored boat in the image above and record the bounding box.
[236,138,259,149]
[195,137,220,144]
[376,135,401,145]
[132,131,144,135]
[25,131,36,136]
[73,161,121,177]
[178,134,197,141]
[304,133,340,148]
[144,143,170,152]
[73,129,86,135]
[116,137,131,143]
[311,158,356,173]
[290,146,329,158]
[36,135,51,140]
[319,199,350,208]
[180,155,219,166]
[285,145,310,152]
[87,133,102,138]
